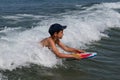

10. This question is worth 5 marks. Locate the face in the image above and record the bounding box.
[55,30,64,39]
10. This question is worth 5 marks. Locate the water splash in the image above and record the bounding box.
[0,2,120,70]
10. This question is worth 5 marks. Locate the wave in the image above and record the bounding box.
[1,14,46,25]
[0,2,120,70]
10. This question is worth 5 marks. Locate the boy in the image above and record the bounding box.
[40,23,85,60]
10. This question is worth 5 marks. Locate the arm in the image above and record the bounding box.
[49,39,81,59]
[57,40,85,53]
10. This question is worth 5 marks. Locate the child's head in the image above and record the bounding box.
[48,23,67,36]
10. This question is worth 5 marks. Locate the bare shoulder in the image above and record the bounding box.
[40,37,50,47]
[40,37,59,50]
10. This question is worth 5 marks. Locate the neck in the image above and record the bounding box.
[50,36,58,43]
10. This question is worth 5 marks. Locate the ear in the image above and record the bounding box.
[54,32,58,36]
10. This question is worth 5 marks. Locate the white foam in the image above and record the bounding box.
[0,2,120,70]
[2,14,46,24]
[62,2,120,47]
[2,14,45,20]
[0,27,62,70]
[0,73,8,80]
[101,2,120,9]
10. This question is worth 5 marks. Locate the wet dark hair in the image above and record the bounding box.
[48,23,67,36]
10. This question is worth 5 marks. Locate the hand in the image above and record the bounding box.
[72,53,81,60]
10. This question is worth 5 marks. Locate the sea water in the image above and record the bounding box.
[0,0,120,80]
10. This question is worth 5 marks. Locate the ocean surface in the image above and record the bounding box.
[0,0,120,80]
